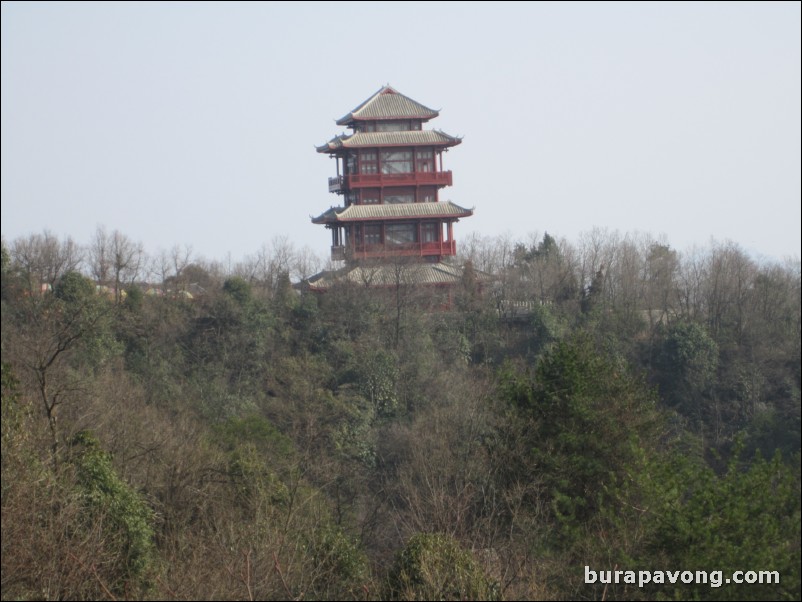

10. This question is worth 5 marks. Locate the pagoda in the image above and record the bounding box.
[306,86,473,289]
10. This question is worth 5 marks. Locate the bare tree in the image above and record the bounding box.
[10,231,83,293]
[604,233,644,323]
[171,244,193,280]
[241,236,299,298]
[150,249,172,288]
[88,225,112,285]
[292,245,322,283]
[676,245,708,320]
[109,230,145,303]
[459,232,514,275]
[642,239,679,326]
[704,240,756,342]
[577,228,618,303]
[511,232,579,306]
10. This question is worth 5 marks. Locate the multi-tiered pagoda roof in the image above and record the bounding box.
[305,85,475,291]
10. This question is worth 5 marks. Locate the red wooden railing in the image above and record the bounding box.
[328,171,452,192]
[330,240,457,261]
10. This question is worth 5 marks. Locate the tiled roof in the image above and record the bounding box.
[312,201,473,224]
[336,86,439,125]
[316,130,461,153]
[304,261,465,289]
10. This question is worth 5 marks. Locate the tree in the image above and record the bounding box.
[654,320,718,418]
[510,233,579,306]
[704,241,756,345]
[654,320,723,443]
[68,430,157,595]
[150,244,193,288]
[604,234,644,326]
[223,276,252,306]
[9,271,112,455]
[89,225,112,285]
[386,533,498,601]
[643,242,679,324]
[10,231,82,294]
[1,238,19,301]
[577,227,617,310]
[88,226,145,303]
[110,230,145,304]
[54,270,95,305]
[641,447,801,601]
[356,348,399,418]
[580,264,605,314]
[498,334,661,532]
[676,245,708,320]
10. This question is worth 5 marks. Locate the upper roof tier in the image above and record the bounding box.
[336,85,439,126]
[316,130,461,153]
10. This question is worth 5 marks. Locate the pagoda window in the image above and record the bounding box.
[360,122,376,132]
[421,222,439,243]
[345,155,357,175]
[384,188,414,204]
[418,186,436,203]
[345,192,358,206]
[364,224,382,245]
[386,223,416,246]
[361,189,381,204]
[381,150,413,174]
[360,151,378,174]
[416,149,434,172]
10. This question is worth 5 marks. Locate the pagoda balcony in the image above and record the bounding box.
[330,240,457,261]
[328,171,452,193]
[328,176,344,193]
[331,245,347,261]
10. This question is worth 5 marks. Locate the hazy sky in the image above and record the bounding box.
[2,1,800,264]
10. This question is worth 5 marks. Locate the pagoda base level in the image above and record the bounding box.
[302,260,465,291]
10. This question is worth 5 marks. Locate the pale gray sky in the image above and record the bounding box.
[2,1,800,263]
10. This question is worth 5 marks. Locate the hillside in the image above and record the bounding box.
[2,230,800,600]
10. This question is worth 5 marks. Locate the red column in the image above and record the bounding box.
[447,221,454,255]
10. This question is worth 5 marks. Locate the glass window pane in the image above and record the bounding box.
[381,151,412,161]
[364,225,382,245]
[422,222,439,242]
[386,224,416,245]
[384,193,414,204]
[382,162,412,174]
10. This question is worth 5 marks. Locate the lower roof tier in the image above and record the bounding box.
[316,130,461,153]
[303,261,466,290]
[312,201,473,224]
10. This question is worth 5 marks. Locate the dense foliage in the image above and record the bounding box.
[2,229,799,600]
